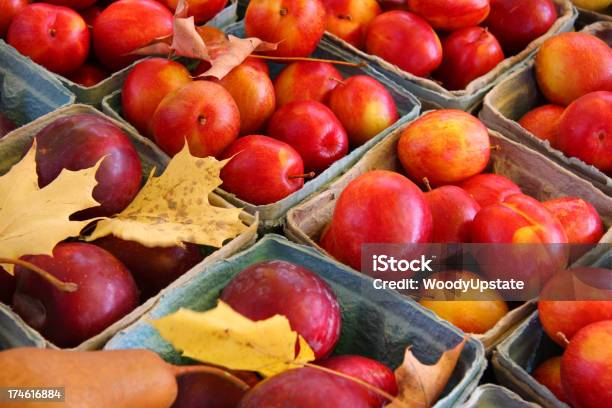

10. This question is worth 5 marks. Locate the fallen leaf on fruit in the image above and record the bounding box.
[152,301,315,377]
[86,144,247,248]
[0,141,101,273]
[387,337,467,408]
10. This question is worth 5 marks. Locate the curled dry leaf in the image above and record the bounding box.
[388,337,467,408]
[86,144,247,248]
[151,300,316,377]
[0,141,101,273]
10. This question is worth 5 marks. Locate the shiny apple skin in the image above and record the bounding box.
[457,173,521,208]
[274,61,343,107]
[407,0,490,31]
[518,104,565,146]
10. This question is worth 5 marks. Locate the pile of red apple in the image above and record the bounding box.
[518,31,611,175]
[319,110,605,334]
[120,42,400,205]
[268,0,561,90]
[0,0,229,86]
[0,113,207,347]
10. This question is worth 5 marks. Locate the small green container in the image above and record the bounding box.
[459,384,539,408]
[0,304,45,350]
[105,234,486,408]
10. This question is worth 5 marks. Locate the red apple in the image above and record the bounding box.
[486,0,557,55]
[165,0,227,24]
[556,91,612,174]
[535,32,612,106]
[398,110,490,186]
[267,100,348,173]
[533,357,569,404]
[34,114,142,218]
[66,64,108,87]
[152,81,240,158]
[561,320,612,408]
[0,0,28,38]
[221,260,341,359]
[458,173,522,208]
[7,3,90,75]
[319,355,398,407]
[122,58,192,139]
[94,236,203,301]
[543,197,603,244]
[274,61,343,107]
[93,0,173,71]
[328,75,398,147]
[424,185,481,243]
[407,0,490,31]
[245,0,326,58]
[220,135,305,205]
[12,242,139,347]
[46,0,97,10]
[365,11,442,78]
[322,0,381,49]
[434,26,504,91]
[172,371,248,408]
[321,170,432,270]
[213,59,276,136]
[518,104,564,146]
[191,26,232,75]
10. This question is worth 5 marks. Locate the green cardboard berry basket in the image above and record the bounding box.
[0,103,258,351]
[105,234,487,408]
[101,21,421,232]
[0,304,45,350]
[492,252,611,408]
[459,384,540,408]
[325,0,577,112]
[0,1,238,107]
[0,41,74,130]
[480,22,612,196]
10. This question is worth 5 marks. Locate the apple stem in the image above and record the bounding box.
[422,177,433,192]
[250,54,365,68]
[329,77,346,86]
[303,363,409,408]
[288,172,316,180]
[170,364,251,391]
[0,257,78,293]
[490,145,501,151]
[556,331,570,347]
[279,7,288,16]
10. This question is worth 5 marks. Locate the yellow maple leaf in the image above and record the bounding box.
[86,144,247,248]
[0,141,101,274]
[151,301,316,377]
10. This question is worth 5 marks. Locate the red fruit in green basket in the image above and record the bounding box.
[0,112,16,138]
[46,0,97,10]
[518,104,565,146]
[0,0,28,38]
[213,59,276,136]
[538,267,612,347]
[486,0,557,55]
[543,197,603,244]
[35,114,142,218]
[274,61,343,107]
[434,27,504,91]
[319,355,398,407]
[322,0,381,49]
[407,0,490,31]
[533,357,569,404]
[152,81,240,158]
[267,100,348,173]
[122,58,192,139]
[322,170,432,270]
[171,371,249,408]
[424,185,481,243]
[66,64,108,87]
[561,320,612,408]
[328,75,399,147]
[458,173,521,208]
[94,236,203,301]
[93,0,173,71]
[239,367,371,407]
[221,260,341,359]
[7,3,90,75]
[245,0,326,58]
[556,91,612,174]
[165,0,227,24]
[0,268,16,305]
[535,32,612,106]
[365,11,442,78]
[12,242,139,348]
[220,135,305,205]
[398,110,490,186]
